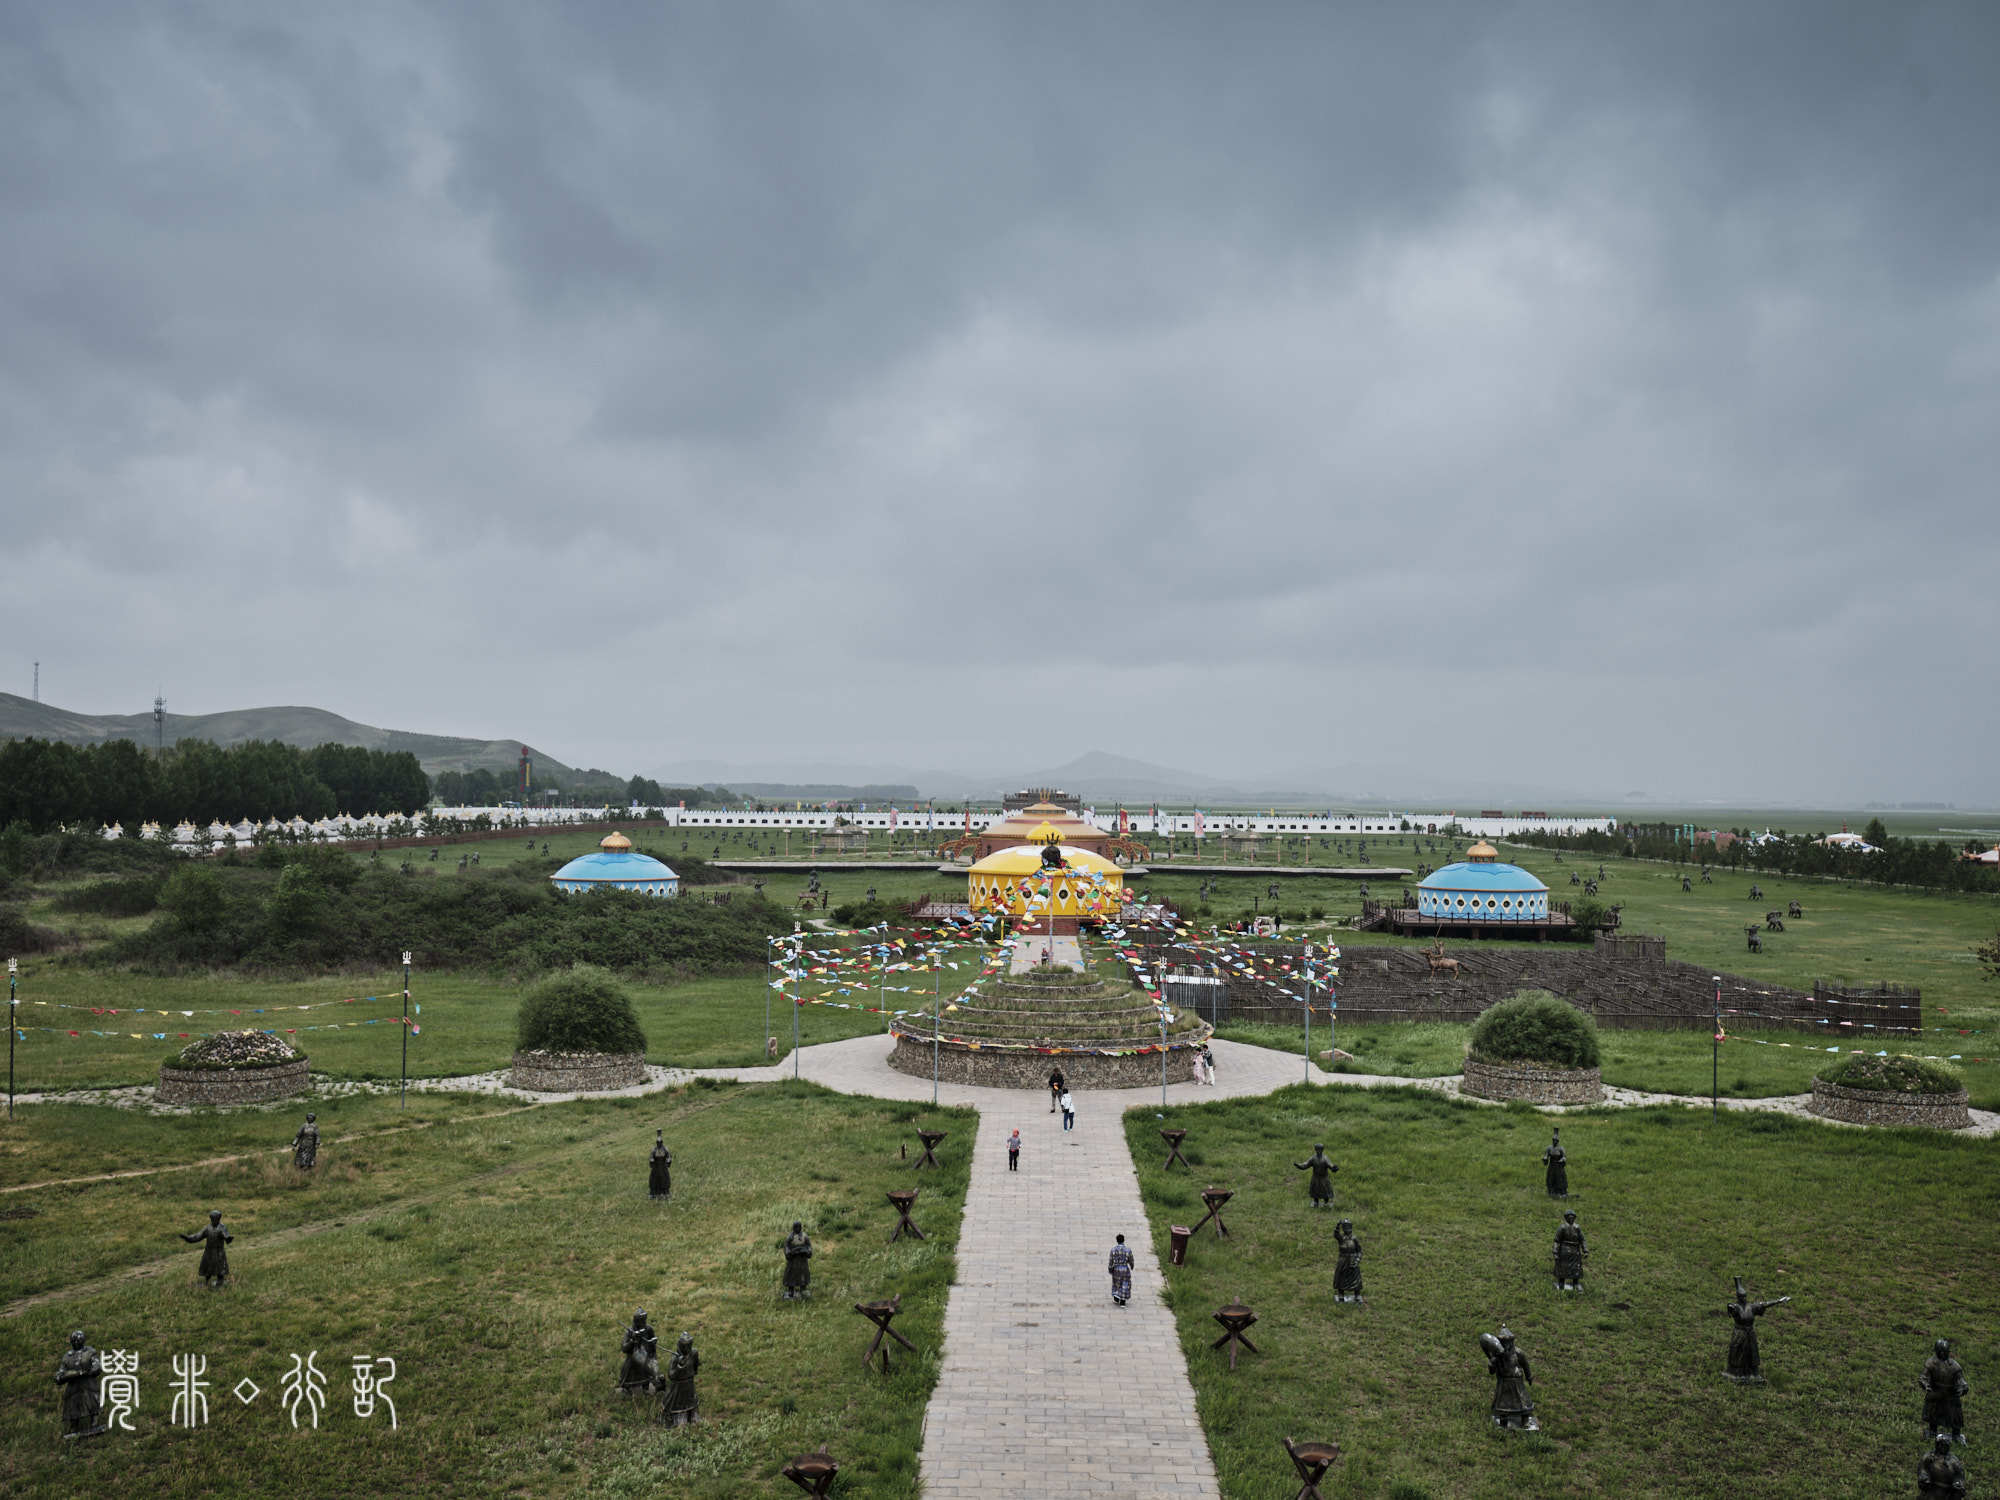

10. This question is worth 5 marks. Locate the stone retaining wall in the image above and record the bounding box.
[1807,1078,1970,1130]
[507,1050,647,1092]
[156,1056,310,1106]
[1459,1057,1604,1104]
[887,1030,1210,1091]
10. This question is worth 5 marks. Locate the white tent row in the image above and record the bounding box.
[97,806,622,848]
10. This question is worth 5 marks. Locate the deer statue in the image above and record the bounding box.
[1427,941,1462,979]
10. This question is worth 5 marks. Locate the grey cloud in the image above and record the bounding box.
[2,2,1997,805]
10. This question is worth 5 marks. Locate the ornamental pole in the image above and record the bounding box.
[7,958,16,1120]
[400,950,412,1110]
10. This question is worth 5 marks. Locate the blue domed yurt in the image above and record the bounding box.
[1417,840,1548,922]
[551,832,679,897]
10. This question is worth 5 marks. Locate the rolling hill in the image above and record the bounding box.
[0,692,576,782]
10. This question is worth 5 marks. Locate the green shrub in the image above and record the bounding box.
[1468,990,1600,1069]
[1816,1052,1963,1094]
[52,874,164,917]
[0,905,65,954]
[515,965,647,1055]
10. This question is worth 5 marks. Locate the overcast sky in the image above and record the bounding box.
[5,2,1997,806]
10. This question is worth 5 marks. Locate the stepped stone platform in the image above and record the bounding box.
[889,972,1211,1090]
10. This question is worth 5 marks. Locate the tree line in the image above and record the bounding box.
[1514,821,2000,895]
[430,767,730,810]
[0,737,431,833]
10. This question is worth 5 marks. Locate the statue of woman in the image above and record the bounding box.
[1482,1328,1537,1430]
[1553,1210,1588,1291]
[1921,1338,1969,1445]
[1333,1219,1363,1302]
[661,1332,700,1427]
[179,1209,233,1289]
[648,1132,672,1200]
[1542,1129,1568,1198]
[292,1113,319,1171]
[617,1310,660,1394]
[53,1330,104,1439]
[781,1222,813,1300]
[1722,1278,1791,1382]
[1292,1145,1339,1208]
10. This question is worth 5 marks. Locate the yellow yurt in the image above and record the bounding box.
[967,823,1125,920]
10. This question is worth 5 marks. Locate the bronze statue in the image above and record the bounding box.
[1553,1210,1587,1292]
[54,1330,105,1439]
[781,1221,813,1300]
[291,1113,319,1171]
[1481,1327,1537,1430]
[1333,1219,1363,1302]
[1722,1278,1791,1382]
[662,1332,700,1427]
[179,1209,233,1288]
[1293,1144,1339,1208]
[1039,840,1064,870]
[1542,1129,1568,1198]
[1921,1338,1969,1445]
[1918,1435,1968,1498]
[617,1310,660,1394]
[649,1132,672,1200]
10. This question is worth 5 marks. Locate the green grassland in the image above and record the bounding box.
[1,1080,973,1499]
[2,951,987,1092]
[1124,1085,1998,1500]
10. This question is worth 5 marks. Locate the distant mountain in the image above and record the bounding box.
[0,692,575,782]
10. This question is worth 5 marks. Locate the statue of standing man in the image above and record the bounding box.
[1552,1210,1587,1292]
[649,1132,672,1200]
[1292,1144,1339,1208]
[662,1332,700,1427]
[54,1330,105,1439]
[179,1209,233,1289]
[1921,1338,1969,1446]
[1333,1219,1364,1303]
[1918,1435,1968,1498]
[292,1113,319,1171]
[1482,1328,1538,1430]
[781,1221,813,1300]
[1722,1278,1791,1383]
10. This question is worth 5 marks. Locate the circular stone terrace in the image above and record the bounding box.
[889,967,1210,1089]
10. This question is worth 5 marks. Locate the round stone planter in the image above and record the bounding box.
[887,1028,1211,1090]
[156,1055,310,1106]
[1460,1057,1604,1105]
[507,1050,646,1092]
[1808,1077,1970,1130]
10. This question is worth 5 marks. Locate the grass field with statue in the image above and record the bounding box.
[1123,1084,1998,1500]
[0,1080,973,1498]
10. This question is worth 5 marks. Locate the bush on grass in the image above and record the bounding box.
[52,874,164,917]
[515,964,647,1056]
[1468,990,1600,1069]
[1816,1052,1963,1094]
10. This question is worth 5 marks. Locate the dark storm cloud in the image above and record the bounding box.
[2,1,1996,805]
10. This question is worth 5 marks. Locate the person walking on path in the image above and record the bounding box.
[1202,1045,1216,1087]
[1190,1049,1206,1086]
[1059,1089,1075,1132]
[1048,1067,1066,1114]
[1007,1129,1021,1171]
[1108,1234,1135,1305]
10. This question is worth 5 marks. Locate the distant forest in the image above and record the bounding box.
[431,767,729,809]
[1516,820,2000,894]
[0,737,431,832]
